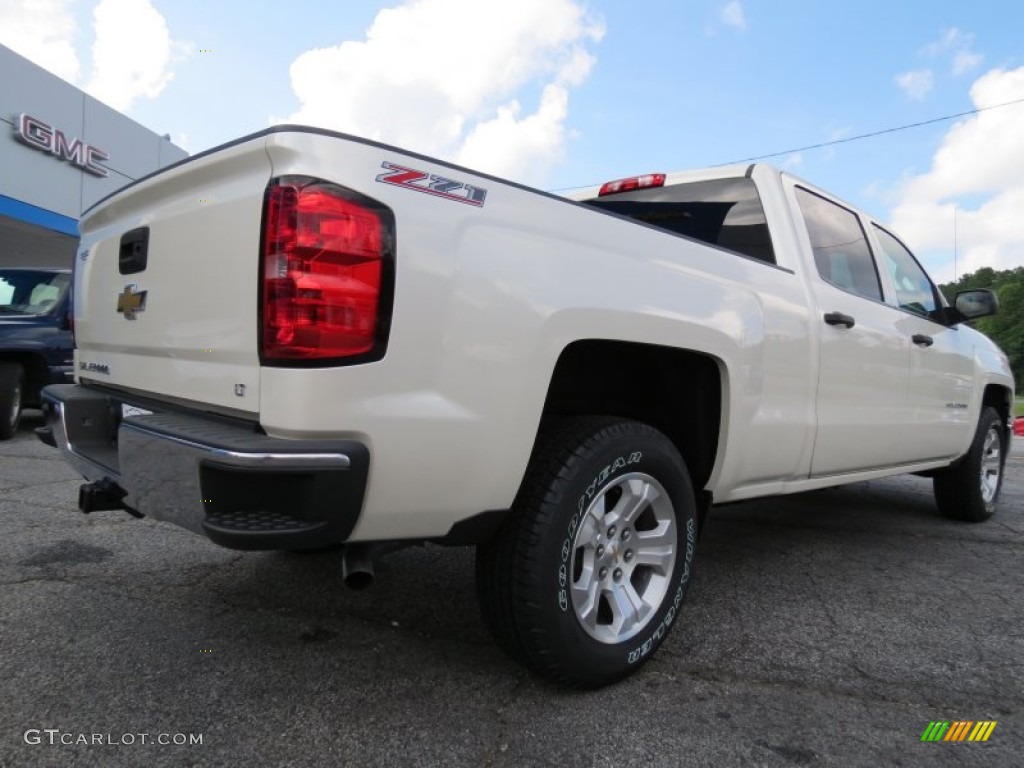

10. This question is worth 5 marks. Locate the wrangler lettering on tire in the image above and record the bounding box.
[476,416,698,688]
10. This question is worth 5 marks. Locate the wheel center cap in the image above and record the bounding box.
[607,540,621,562]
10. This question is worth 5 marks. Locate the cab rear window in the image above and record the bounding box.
[583,177,776,264]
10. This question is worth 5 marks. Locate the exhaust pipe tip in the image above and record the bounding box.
[342,569,375,591]
[341,544,375,590]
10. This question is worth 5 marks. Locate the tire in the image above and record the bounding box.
[933,406,1005,522]
[476,416,698,688]
[0,362,25,441]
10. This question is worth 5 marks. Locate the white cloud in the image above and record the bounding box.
[456,84,570,181]
[720,1,747,31]
[923,27,983,76]
[923,28,968,57]
[0,0,185,113]
[952,50,983,76]
[889,66,1024,282]
[895,69,934,100]
[892,29,983,111]
[85,0,186,112]
[278,0,604,186]
[0,0,80,83]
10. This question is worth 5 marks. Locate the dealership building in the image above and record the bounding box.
[1,44,188,268]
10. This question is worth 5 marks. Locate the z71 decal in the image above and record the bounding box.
[376,161,487,207]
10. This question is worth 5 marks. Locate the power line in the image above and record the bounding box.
[551,95,1024,191]
[718,95,1024,165]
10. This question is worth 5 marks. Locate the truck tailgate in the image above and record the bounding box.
[75,137,271,415]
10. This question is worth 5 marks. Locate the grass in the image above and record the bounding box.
[1016,398,1024,418]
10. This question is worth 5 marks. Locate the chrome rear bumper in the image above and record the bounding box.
[41,384,369,550]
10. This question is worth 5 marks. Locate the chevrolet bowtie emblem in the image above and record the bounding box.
[116,284,147,319]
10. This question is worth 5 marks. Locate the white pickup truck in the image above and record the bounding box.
[40,126,1014,688]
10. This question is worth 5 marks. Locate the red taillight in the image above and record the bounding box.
[261,177,392,363]
[598,173,666,197]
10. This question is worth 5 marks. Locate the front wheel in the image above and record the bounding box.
[933,406,1005,522]
[0,362,24,440]
[476,417,698,688]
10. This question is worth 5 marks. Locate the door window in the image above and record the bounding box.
[872,225,939,317]
[795,188,882,301]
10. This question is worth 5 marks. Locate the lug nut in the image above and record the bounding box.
[622,529,632,542]
[613,568,623,582]
[624,550,634,563]
[599,567,608,580]
[596,545,605,558]
[607,525,617,538]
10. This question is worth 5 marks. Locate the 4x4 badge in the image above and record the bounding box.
[116,284,147,319]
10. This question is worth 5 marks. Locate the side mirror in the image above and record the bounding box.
[954,288,999,321]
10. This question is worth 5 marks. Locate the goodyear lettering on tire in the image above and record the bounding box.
[559,452,643,613]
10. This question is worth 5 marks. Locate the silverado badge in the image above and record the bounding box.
[116,284,147,320]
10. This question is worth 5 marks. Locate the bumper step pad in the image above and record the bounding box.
[203,508,329,549]
[204,508,328,534]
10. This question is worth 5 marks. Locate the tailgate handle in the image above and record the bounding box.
[119,227,149,275]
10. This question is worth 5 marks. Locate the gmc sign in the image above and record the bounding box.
[14,113,109,177]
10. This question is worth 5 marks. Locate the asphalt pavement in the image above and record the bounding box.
[1,411,1021,768]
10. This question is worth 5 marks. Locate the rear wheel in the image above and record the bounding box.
[476,417,698,688]
[0,362,24,440]
[933,406,1005,522]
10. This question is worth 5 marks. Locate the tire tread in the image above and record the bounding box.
[0,362,24,441]
[477,415,691,687]
[933,406,1004,522]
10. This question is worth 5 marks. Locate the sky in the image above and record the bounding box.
[1,0,1023,283]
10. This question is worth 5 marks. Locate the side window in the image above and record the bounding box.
[795,187,882,301]
[872,225,938,317]
[585,178,776,263]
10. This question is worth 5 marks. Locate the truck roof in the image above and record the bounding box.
[561,163,764,202]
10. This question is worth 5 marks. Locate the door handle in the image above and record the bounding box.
[912,334,934,347]
[823,311,856,329]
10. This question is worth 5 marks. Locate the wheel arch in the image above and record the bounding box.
[539,339,724,495]
[982,383,1013,441]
